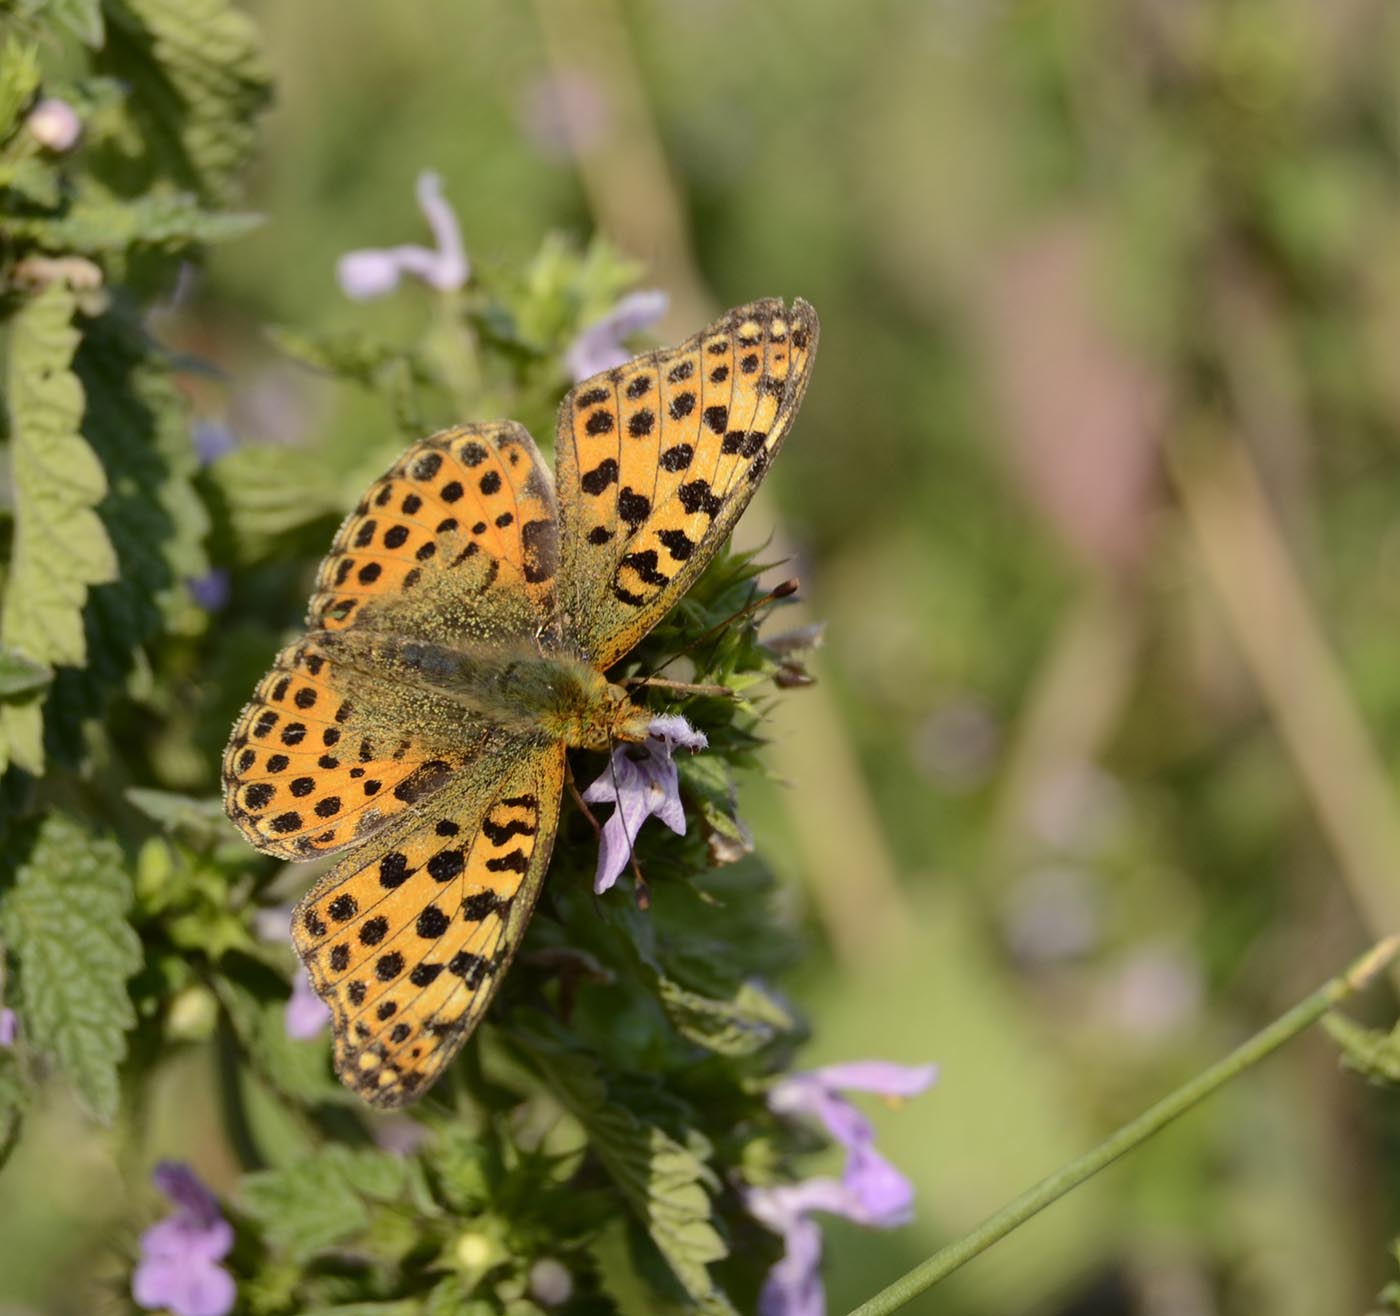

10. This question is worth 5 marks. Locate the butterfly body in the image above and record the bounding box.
[223,298,817,1106]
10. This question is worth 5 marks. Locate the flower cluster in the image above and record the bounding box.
[750,1061,938,1316]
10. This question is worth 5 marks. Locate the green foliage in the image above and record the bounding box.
[510,1015,734,1314]
[0,283,114,773]
[0,9,823,1302]
[0,813,140,1121]
[99,0,271,202]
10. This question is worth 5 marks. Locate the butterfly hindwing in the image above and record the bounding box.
[308,422,559,637]
[556,297,818,667]
[291,735,566,1108]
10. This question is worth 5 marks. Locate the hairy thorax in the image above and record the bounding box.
[311,629,652,750]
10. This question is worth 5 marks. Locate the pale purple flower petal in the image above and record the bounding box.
[581,715,706,892]
[192,419,237,466]
[794,1061,939,1100]
[0,1008,17,1047]
[414,171,468,290]
[133,1162,235,1316]
[373,1115,432,1157]
[565,289,668,382]
[337,171,468,300]
[751,1059,936,1314]
[187,569,230,613]
[27,98,81,152]
[285,966,332,1040]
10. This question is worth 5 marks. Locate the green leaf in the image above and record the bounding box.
[2,192,262,254]
[240,1145,415,1262]
[654,977,794,1058]
[0,647,52,698]
[26,309,214,766]
[126,787,230,842]
[1,283,117,773]
[47,0,105,46]
[99,0,272,202]
[0,38,40,143]
[0,813,141,1122]
[240,1154,372,1260]
[510,1017,735,1315]
[204,442,343,556]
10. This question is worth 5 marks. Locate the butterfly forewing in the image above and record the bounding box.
[308,422,559,637]
[222,636,472,860]
[555,297,818,668]
[291,736,566,1108]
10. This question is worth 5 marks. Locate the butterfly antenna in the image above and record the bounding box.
[626,577,799,692]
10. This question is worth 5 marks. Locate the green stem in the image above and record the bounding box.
[846,934,1400,1316]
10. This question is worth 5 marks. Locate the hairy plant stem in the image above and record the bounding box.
[846,933,1400,1316]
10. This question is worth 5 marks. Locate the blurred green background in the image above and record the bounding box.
[8,0,1400,1311]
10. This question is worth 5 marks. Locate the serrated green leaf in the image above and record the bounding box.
[99,0,271,202]
[1,283,117,773]
[0,813,140,1122]
[510,1018,735,1314]
[28,310,214,766]
[2,192,262,254]
[240,1155,372,1260]
[655,977,793,1058]
[0,38,40,142]
[0,646,51,697]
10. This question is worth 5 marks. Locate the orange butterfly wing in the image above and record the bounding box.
[555,297,818,668]
[223,423,559,860]
[291,736,565,1108]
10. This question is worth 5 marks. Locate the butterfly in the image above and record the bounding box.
[222,298,818,1107]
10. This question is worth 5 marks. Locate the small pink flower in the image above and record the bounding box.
[565,289,668,382]
[132,1162,235,1316]
[581,715,706,893]
[27,98,81,152]
[337,171,468,300]
[0,1008,17,1047]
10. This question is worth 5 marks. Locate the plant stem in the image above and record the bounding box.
[846,933,1400,1316]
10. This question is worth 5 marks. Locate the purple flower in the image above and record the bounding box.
[255,906,331,1039]
[192,419,237,466]
[337,171,468,300]
[132,1161,235,1316]
[749,1061,937,1316]
[581,715,706,893]
[285,966,332,1040]
[0,1007,17,1047]
[187,569,231,613]
[565,289,668,382]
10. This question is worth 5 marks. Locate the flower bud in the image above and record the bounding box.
[27,98,81,152]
